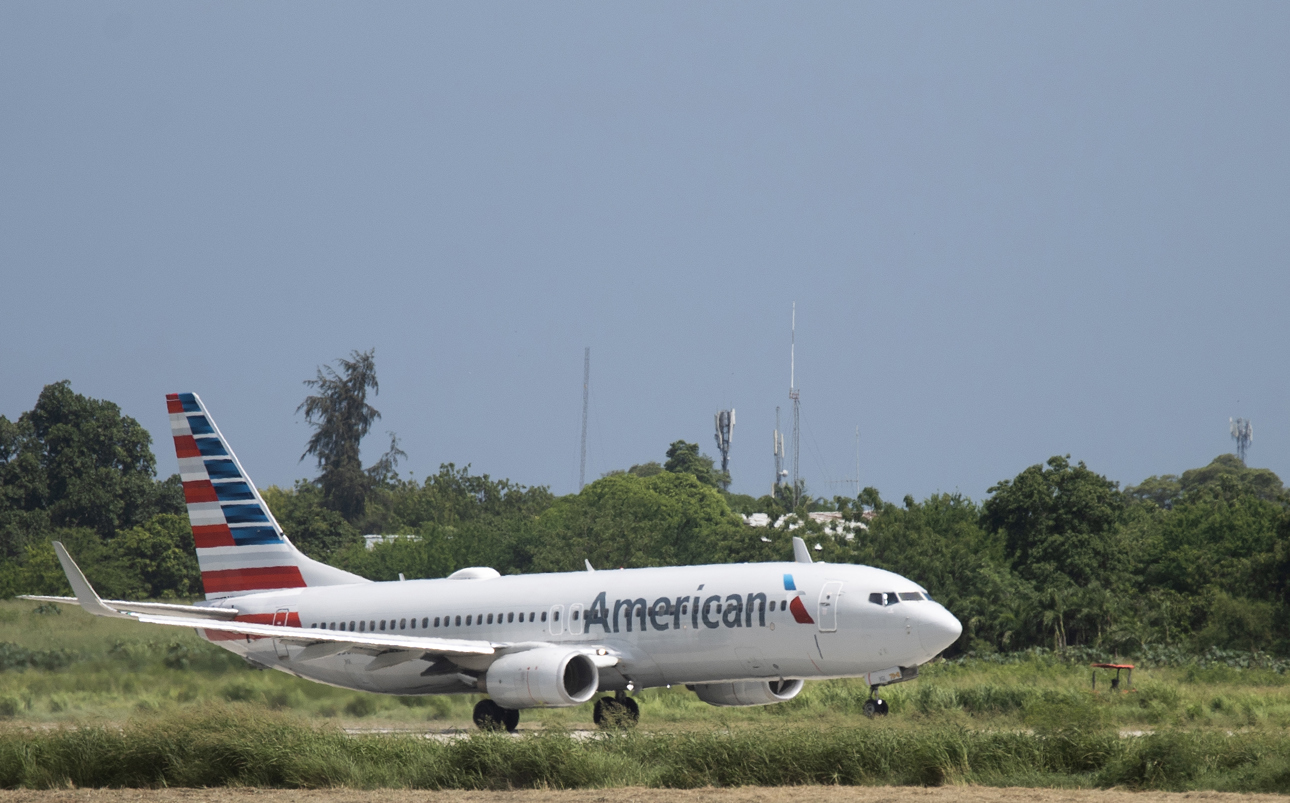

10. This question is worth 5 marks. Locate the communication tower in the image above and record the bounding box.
[790,303,801,508]
[579,347,590,491]
[1230,417,1253,464]
[773,406,785,495]
[714,409,735,487]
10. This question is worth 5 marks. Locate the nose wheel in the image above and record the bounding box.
[593,691,640,729]
[473,699,520,732]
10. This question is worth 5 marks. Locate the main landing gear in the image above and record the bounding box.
[473,698,520,732]
[862,686,889,718]
[593,691,640,730]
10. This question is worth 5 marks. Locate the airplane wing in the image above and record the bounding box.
[42,541,496,659]
[18,595,241,620]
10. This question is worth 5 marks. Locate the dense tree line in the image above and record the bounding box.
[3,369,1287,658]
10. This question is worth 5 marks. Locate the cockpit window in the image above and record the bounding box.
[868,592,903,606]
[898,592,923,601]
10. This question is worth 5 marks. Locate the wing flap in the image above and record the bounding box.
[18,595,240,621]
[128,612,497,656]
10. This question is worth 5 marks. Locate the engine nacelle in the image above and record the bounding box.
[690,678,804,707]
[484,648,599,709]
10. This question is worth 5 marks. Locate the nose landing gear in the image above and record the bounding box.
[593,690,640,729]
[862,686,889,717]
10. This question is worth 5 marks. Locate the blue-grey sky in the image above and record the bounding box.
[3,3,1287,503]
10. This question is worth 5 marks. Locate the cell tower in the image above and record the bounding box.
[789,303,801,508]
[1230,417,1253,464]
[773,406,785,495]
[713,409,734,487]
[579,347,590,491]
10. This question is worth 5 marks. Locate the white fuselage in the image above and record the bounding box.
[200,560,962,696]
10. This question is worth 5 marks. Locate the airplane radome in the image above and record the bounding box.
[25,392,963,731]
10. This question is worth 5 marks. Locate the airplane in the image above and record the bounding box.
[25,392,963,731]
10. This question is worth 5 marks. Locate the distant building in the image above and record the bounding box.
[740,511,866,540]
[363,534,422,551]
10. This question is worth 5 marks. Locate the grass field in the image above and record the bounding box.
[3,600,1289,733]
[4,600,1290,793]
[2,788,1289,803]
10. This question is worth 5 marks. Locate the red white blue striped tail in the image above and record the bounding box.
[167,393,367,599]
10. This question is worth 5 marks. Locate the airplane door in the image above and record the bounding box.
[569,603,584,635]
[818,582,843,633]
[272,608,291,659]
[549,604,564,636]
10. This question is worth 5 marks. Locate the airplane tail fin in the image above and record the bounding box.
[167,393,368,599]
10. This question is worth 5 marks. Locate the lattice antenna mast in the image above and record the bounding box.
[773,406,784,495]
[714,409,735,488]
[579,347,590,491]
[789,303,801,509]
[1230,417,1253,464]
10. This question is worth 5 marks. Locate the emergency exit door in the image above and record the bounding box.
[818,582,843,632]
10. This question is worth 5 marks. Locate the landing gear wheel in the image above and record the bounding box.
[593,696,640,730]
[473,699,519,732]
[862,698,889,717]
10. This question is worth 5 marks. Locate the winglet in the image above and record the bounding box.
[792,536,813,564]
[52,542,130,619]
[585,559,595,572]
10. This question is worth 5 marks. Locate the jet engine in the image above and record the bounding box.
[484,648,599,709]
[689,679,804,707]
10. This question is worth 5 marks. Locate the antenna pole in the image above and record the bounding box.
[714,408,735,489]
[789,303,800,509]
[855,425,860,498]
[579,347,590,491]
[773,406,783,496]
[1230,417,1253,464]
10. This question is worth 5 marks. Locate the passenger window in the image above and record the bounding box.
[455,615,461,626]
[349,621,355,630]
[370,620,376,630]
[573,609,580,620]
[379,620,386,631]
[487,614,494,624]
[310,623,317,628]
[422,617,429,628]
[400,618,407,629]
[359,621,366,632]
[554,610,560,621]
[330,622,336,630]
[507,612,514,623]
[530,612,535,621]
[466,615,472,626]
[541,611,547,622]
[681,603,688,614]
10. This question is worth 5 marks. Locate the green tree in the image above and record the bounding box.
[261,481,362,563]
[664,441,724,488]
[0,381,181,556]
[297,350,404,523]
[530,472,769,573]
[108,513,202,599]
[981,455,1126,591]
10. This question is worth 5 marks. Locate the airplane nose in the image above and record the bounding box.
[918,604,962,656]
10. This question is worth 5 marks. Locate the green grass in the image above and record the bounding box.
[2,706,1290,791]
[5,599,1290,734]
[6,600,1290,791]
